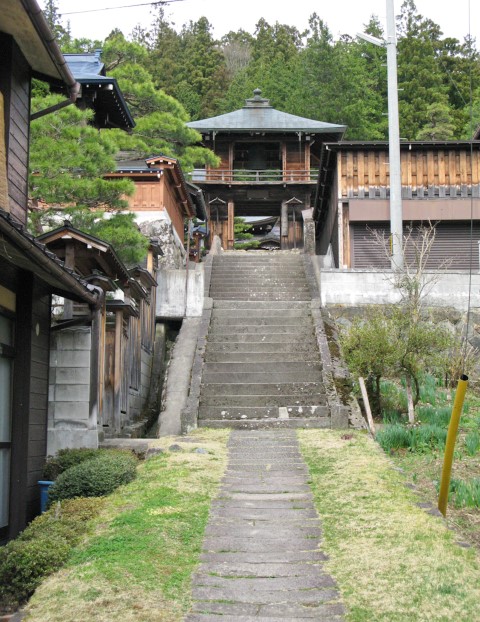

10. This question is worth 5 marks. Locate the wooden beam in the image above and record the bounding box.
[113,309,123,435]
[227,201,235,250]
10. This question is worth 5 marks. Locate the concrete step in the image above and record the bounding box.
[205,342,319,354]
[211,309,311,319]
[203,361,322,373]
[210,275,308,282]
[199,394,327,407]
[209,295,311,302]
[207,333,315,343]
[202,371,322,384]
[198,405,329,420]
[211,318,312,328]
[204,352,321,363]
[197,417,332,430]
[201,380,323,394]
[210,280,309,298]
[213,301,310,309]
[209,325,314,335]
[209,288,310,295]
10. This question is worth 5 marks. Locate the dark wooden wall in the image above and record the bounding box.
[8,273,50,538]
[0,34,30,225]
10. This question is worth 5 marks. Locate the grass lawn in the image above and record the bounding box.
[299,429,480,622]
[20,424,480,622]
[23,430,229,622]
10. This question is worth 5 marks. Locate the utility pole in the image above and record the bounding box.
[386,0,403,269]
[358,0,403,269]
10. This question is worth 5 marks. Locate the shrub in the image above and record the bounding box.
[48,450,138,504]
[43,448,108,481]
[0,498,104,611]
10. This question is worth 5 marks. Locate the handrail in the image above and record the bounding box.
[188,168,319,183]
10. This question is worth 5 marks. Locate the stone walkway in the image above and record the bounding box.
[186,430,345,621]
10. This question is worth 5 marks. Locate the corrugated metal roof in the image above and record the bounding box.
[188,89,346,134]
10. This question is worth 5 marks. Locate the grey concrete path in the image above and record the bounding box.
[186,430,345,621]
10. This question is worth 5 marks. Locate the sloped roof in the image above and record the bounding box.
[63,52,105,78]
[0,0,78,96]
[0,209,99,305]
[63,52,135,129]
[187,89,346,135]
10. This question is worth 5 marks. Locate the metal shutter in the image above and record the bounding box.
[352,222,480,270]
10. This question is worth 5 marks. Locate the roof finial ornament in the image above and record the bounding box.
[244,88,271,108]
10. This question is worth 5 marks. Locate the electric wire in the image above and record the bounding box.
[62,0,185,16]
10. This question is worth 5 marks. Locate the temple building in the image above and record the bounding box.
[187,89,346,250]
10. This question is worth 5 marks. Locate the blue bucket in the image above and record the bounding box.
[38,480,54,513]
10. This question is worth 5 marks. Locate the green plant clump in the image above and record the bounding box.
[43,448,107,481]
[417,405,452,428]
[0,498,103,612]
[48,451,138,504]
[376,423,447,453]
[449,478,480,508]
[376,424,411,451]
[464,430,480,456]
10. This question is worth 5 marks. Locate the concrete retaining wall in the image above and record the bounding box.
[47,327,97,454]
[156,264,204,318]
[315,262,480,311]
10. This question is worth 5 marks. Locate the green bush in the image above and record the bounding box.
[0,498,103,611]
[43,448,106,480]
[48,450,138,504]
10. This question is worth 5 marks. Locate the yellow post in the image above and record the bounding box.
[438,374,468,517]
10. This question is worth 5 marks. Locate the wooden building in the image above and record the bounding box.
[314,141,480,269]
[37,223,159,450]
[0,0,105,540]
[105,155,203,250]
[187,89,346,249]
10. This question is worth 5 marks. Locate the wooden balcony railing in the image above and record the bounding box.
[188,169,319,183]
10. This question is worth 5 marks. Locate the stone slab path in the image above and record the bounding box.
[186,430,345,621]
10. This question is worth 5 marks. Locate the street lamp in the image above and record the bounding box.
[357,0,403,270]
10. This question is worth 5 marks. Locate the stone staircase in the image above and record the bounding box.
[198,252,337,429]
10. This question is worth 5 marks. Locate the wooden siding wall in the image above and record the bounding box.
[128,182,161,209]
[339,149,480,200]
[163,181,185,240]
[10,274,50,537]
[285,142,309,176]
[0,35,30,225]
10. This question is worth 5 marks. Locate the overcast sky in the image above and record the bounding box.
[45,0,479,45]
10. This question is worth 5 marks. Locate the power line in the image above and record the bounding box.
[62,0,185,16]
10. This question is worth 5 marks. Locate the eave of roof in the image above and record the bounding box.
[325,140,480,150]
[0,209,98,305]
[62,53,135,129]
[36,222,131,283]
[0,0,78,98]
